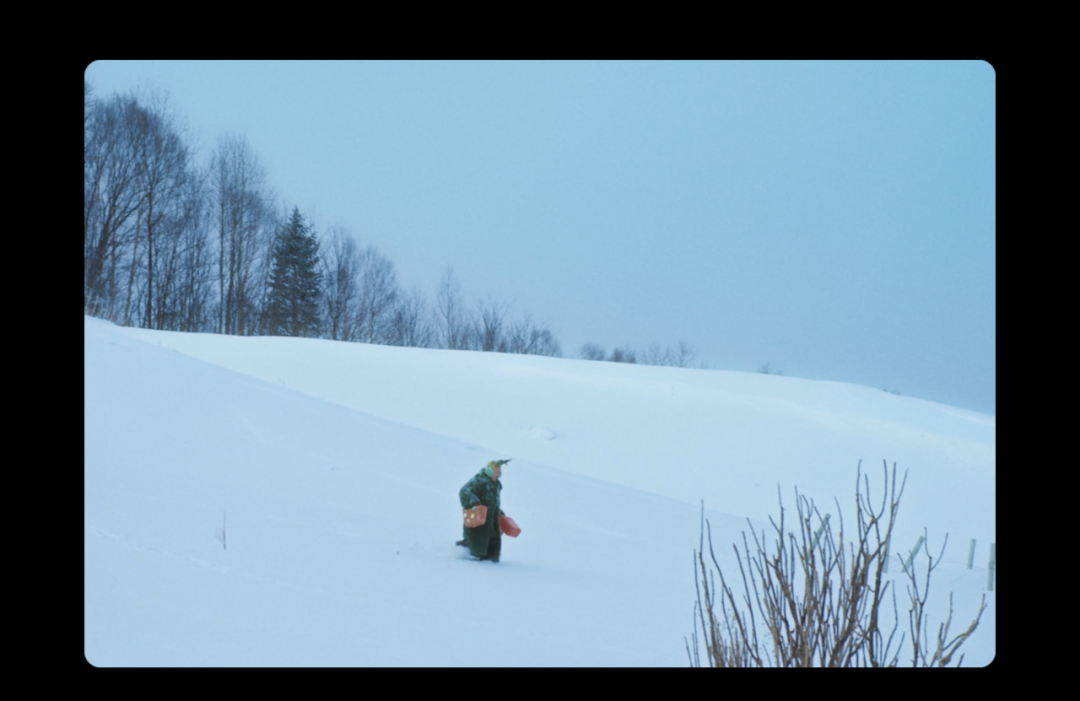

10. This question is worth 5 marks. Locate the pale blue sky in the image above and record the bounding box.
[85,60,995,414]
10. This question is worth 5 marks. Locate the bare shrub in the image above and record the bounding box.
[578,343,607,361]
[672,341,696,368]
[686,460,986,667]
[641,342,671,367]
[476,295,509,352]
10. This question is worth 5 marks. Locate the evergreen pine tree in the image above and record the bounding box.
[265,207,322,337]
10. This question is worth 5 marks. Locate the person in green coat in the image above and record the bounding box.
[458,459,511,562]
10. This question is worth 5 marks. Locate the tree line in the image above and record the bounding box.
[84,81,701,366]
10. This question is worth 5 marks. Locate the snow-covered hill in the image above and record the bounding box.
[84,316,995,666]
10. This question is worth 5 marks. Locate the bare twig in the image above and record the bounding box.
[215,510,227,550]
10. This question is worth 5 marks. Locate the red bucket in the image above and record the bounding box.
[499,515,521,537]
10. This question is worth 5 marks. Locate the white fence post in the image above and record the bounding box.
[967,539,976,569]
[987,543,996,592]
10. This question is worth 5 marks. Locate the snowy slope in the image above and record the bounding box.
[85,317,995,666]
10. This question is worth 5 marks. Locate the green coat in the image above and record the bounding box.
[459,470,504,538]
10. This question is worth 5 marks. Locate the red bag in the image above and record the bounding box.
[463,505,488,528]
[499,515,521,538]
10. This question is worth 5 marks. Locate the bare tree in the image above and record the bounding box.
[147,156,209,332]
[128,91,196,330]
[84,91,147,321]
[211,134,273,336]
[610,340,697,367]
[354,245,399,344]
[386,286,434,348]
[476,295,509,352]
[320,224,360,341]
[578,343,607,361]
[84,87,209,332]
[503,314,562,357]
[434,267,472,350]
[527,325,562,357]
[673,341,697,368]
[169,169,214,332]
[504,314,534,354]
[641,342,671,366]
